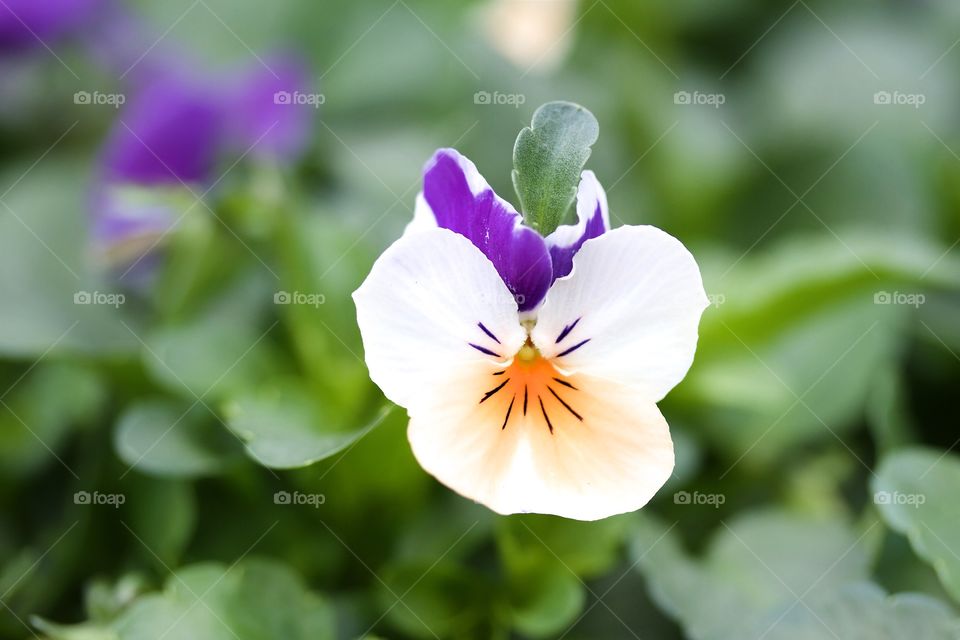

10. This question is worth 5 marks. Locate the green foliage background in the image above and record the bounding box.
[1,0,960,638]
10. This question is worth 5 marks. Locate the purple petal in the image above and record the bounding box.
[545,170,610,281]
[420,148,552,312]
[225,55,314,162]
[0,0,104,51]
[100,72,223,185]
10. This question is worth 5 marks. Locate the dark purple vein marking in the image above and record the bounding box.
[539,397,554,434]
[548,386,583,421]
[477,322,501,344]
[552,377,577,390]
[480,379,509,404]
[556,338,591,358]
[492,370,506,376]
[556,317,581,343]
[469,343,500,357]
[501,395,515,430]
[523,386,528,415]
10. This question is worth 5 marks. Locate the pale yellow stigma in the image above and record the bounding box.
[517,342,539,363]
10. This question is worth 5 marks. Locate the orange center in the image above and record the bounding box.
[481,342,582,433]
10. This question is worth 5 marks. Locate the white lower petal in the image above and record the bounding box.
[353,228,525,411]
[407,361,674,521]
[531,225,709,402]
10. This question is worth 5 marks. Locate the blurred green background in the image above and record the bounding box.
[1,0,960,638]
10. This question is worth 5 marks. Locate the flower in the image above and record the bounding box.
[0,0,104,52]
[90,71,222,275]
[90,57,314,273]
[354,148,709,520]
[224,55,314,163]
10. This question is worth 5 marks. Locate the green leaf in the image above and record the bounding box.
[507,562,585,638]
[377,562,490,639]
[42,559,334,640]
[85,574,149,625]
[873,447,960,603]
[494,514,635,637]
[498,514,634,580]
[0,363,105,478]
[32,618,116,640]
[631,509,873,640]
[223,382,394,468]
[729,583,960,640]
[141,275,280,402]
[512,101,599,235]
[125,476,196,568]
[113,400,241,477]
[0,159,140,358]
[683,229,960,467]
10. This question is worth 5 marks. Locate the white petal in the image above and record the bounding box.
[353,228,526,411]
[407,363,674,521]
[403,192,436,236]
[531,225,709,402]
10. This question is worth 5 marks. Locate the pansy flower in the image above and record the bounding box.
[354,148,708,520]
[91,56,313,275]
[91,71,223,276]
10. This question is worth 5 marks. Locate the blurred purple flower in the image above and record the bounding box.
[0,0,104,52]
[92,72,222,274]
[225,55,314,162]
[91,54,315,274]
[100,72,224,185]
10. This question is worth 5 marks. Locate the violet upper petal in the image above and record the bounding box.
[416,148,552,312]
[100,73,223,185]
[544,170,610,281]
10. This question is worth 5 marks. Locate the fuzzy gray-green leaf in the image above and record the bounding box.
[512,101,599,235]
